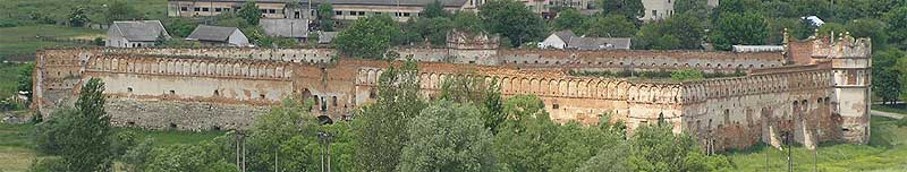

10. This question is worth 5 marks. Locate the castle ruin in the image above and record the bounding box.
[32,33,871,151]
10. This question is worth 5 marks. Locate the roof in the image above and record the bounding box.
[567,37,631,50]
[110,20,170,42]
[260,19,309,38]
[186,25,239,42]
[318,32,338,44]
[732,45,784,53]
[552,30,576,41]
[169,0,469,8]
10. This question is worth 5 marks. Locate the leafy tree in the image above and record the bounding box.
[577,141,630,172]
[396,101,495,171]
[847,18,889,50]
[354,61,425,172]
[32,78,115,171]
[627,124,730,171]
[238,1,262,26]
[317,3,335,31]
[245,98,317,172]
[407,17,453,46]
[68,7,89,27]
[334,15,400,58]
[104,0,140,24]
[494,95,557,171]
[671,69,705,81]
[582,14,637,37]
[600,0,644,22]
[438,75,504,133]
[121,138,155,172]
[479,0,546,46]
[884,6,907,48]
[816,22,848,37]
[145,142,238,172]
[552,8,586,32]
[674,0,709,15]
[164,17,198,38]
[712,12,768,50]
[873,49,904,104]
[451,12,486,33]
[632,12,703,50]
[422,0,449,18]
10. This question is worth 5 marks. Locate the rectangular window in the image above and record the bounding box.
[180,7,188,11]
[335,11,342,15]
[375,12,381,15]
[357,11,365,16]
[652,10,657,17]
[201,7,209,12]
[403,12,410,17]
[269,9,276,13]
[194,7,200,11]
[214,8,222,12]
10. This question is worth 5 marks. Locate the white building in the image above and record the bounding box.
[185,25,250,47]
[106,20,171,48]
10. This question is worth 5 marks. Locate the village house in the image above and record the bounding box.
[185,25,251,47]
[539,30,631,50]
[260,18,310,41]
[105,20,171,48]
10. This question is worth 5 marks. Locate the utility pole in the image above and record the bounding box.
[786,131,792,172]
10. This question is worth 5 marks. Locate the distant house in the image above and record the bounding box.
[539,30,576,49]
[106,20,171,48]
[539,30,631,50]
[260,19,309,41]
[567,37,631,50]
[185,25,250,47]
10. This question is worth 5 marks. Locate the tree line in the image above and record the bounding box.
[29,61,732,171]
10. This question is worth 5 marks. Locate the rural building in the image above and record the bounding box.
[167,0,475,22]
[260,18,310,40]
[540,30,631,50]
[185,25,250,47]
[105,20,171,48]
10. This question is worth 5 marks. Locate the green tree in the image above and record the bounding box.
[317,3,335,31]
[600,0,644,22]
[68,7,89,27]
[847,18,889,50]
[104,0,140,24]
[494,95,557,171]
[422,0,449,18]
[354,61,426,172]
[396,101,496,171]
[438,75,504,133]
[407,17,453,46]
[884,6,907,48]
[334,15,400,58]
[627,124,730,171]
[671,69,705,81]
[17,63,33,106]
[873,49,903,104]
[451,12,486,33]
[712,12,768,50]
[32,78,115,171]
[238,1,262,26]
[651,34,681,50]
[145,142,238,172]
[674,0,709,15]
[552,8,586,32]
[479,0,546,46]
[632,12,703,50]
[164,17,198,38]
[582,14,637,37]
[816,22,848,37]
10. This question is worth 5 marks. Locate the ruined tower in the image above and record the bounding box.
[812,33,873,143]
[446,30,500,65]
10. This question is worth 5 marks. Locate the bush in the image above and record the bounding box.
[28,157,67,172]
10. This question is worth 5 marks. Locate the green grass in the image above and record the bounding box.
[0,63,29,98]
[0,123,225,172]
[0,25,104,59]
[724,116,907,172]
[0,0,167,24]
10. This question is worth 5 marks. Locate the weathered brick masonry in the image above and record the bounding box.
[32,34,871,150]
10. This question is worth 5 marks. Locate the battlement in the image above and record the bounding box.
[810,33,872,59]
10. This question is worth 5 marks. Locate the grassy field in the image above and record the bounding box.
[0,124,224,172]
[873,103,907,115]
[725,116,907,172]
[0,25,104,59]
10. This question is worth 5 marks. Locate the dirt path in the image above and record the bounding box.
[871,110,905,119]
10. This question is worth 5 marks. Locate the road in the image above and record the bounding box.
[870,110,905,119]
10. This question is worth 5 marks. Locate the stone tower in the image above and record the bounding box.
[446,30,500,65]
[812,33,873,144]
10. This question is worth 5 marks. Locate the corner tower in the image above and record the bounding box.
[811,33,873,144]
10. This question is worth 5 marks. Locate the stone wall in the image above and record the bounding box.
[32,35,870,150]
